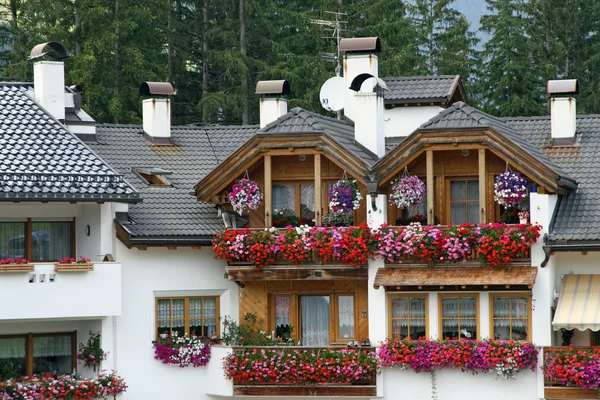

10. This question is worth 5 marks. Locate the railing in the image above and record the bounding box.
[222,346,378,397]
[543,346,600,399]
[0,262,122,320]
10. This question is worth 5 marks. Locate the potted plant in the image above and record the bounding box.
[55,255,94,272]
[494,170,528,207]
[328,175,363,214]
[0,258,33,273]
[78,331,108,371]
[230,175,263,215]
[518,211,529,224]
[389,169,426,209]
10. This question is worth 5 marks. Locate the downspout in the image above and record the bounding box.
[541,195,563,268]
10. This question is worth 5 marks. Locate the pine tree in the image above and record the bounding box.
[478,0,545,117]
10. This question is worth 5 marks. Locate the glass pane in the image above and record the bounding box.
[203,298,217,319]
[409,323,426,339]
[459,297,476,318]
[338,296,355,339]
[467,180,479,200]
[493,320,510,340]
[392,320,409,339]
[410,298,426,319]
[301,296,330,346]
[300,184,315,221]
[31,222,71,261]
[512,297,528,319]
[274,296,291,339]
[204,319,217,339]
[442,297,458,319]
[450,202,467,225]
[442,323,458,340]
[0,223,26,259]
[190,321,203,337]
[493,297,510,318]
[467,201,480,223]
[33,336,72,375]
[172,299,185,336]
[450,181,466,201]
[273,184,296,215]
[0,337,26,379]
[189,298,202,319]
[392,298,409,319]
[512,320,528,341]
[172,320,185,337]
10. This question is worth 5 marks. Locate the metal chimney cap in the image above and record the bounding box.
[29,42,68,61]
[349,73,388,92]
[547,79,579,95]
[340,37,381,53]
[255,80,291,95]
[139,82,175,96]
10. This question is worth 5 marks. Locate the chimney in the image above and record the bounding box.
[29,42,68,121]
[139,82,175,144]
[349,74,387,157]
[547,79,578,142]
[256,80,290,128]
[340,37,381,122]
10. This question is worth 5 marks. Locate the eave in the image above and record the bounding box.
[194,133,372,202]
[372,126,573,194]
[0,192,141,203]
[115,221,213,248]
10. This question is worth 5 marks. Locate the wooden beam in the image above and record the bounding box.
[426,150,434,225]
[544,386,598,399]
[226,266,368,281]
[479,148,487,223]
[138,247,147,251]
[314,154,322,226]
[264,155,272,227]
[191,246,202,250]
[234,386,377,397]
[167,246,177,250]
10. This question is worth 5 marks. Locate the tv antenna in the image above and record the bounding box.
[310,11,348,77]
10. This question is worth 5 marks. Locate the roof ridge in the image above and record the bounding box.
[383,75,457,81]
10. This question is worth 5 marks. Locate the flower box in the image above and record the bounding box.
[0,264,34,273]
[54,263,94,272]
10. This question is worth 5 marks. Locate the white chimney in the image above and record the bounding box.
[30,42,69,121]
[256,80,290,128]
[350,76,386,157]
[547,79,578,140]
[341,37,381,122]
[139,82,175,143]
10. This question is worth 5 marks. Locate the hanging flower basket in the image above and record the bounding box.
[494,170,528,207]
[328,174,362,214]
[230,173,263,215]
[390,168,426,208]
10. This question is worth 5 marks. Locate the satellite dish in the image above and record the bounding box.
[320,76,345,112]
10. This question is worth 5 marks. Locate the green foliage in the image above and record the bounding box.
[220,313,294,346]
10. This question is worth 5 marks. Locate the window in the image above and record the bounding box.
[134,168,172,185]
[448,179,479,225]
[156,297,219,339]
[269,293,357,345]
[439,294,478,339]
[0,219,73,261]
[0,332,75,378]
[389,295,427,339]
[273,183,316,221]
[491,294,531,341]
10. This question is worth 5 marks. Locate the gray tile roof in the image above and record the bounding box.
[420,102,577,190]
[383,75,462,104]
[503,115,600,241]
[0,84,139,202]
[259,107,379,166]
[90,124,256,239]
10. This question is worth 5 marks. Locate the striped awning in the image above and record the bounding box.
[553,275,600,331]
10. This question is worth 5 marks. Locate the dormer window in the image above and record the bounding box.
[133,168,172,186]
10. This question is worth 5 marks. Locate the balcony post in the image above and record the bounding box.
[426,150,434,225]
[314,154,322,226]
[479,149,487,223]
[264,155,272,227]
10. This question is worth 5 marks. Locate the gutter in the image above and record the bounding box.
[126,236,214,247]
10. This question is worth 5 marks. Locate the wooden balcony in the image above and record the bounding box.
[225,346,378,397]
[544,347,600,399]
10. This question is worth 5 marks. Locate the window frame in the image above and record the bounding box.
[155,296,220,339]
[268,291,358,345]
[489,292,532,342]
[0,218,75,262]
[387,294,429,340]
[438,293,480,340]
[0,331,76,378]
[446,178,480,225]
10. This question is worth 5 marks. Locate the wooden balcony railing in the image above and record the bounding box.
[224,346,378,397]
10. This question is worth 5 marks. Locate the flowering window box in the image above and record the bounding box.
[54,263,94,272]
[0,263,34,273]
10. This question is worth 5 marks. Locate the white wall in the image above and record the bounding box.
[115,244,239,400]
[0,263,122,320]
[382,368,538,400]
[384,106,443,137]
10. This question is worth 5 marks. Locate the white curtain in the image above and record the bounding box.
[157,299,171,328]
[0,222,26,259]
[0,338,26,359]
[33,336,71,357]
[302,296,330,346]
[493,297,528,339]
[392,298,426,339]
[275,296,291,327]
[32,222,71,261]
[338,296,354,339]
[273,184,296,214]
[442,297,476,328]
[300,184,315,220]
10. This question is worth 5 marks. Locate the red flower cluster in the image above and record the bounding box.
[0,258,28,265]
[276,227,312,264]
[477,223,541,268]
[223,347,377,385]
[378,338,538,379]
[543,346,600,389]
